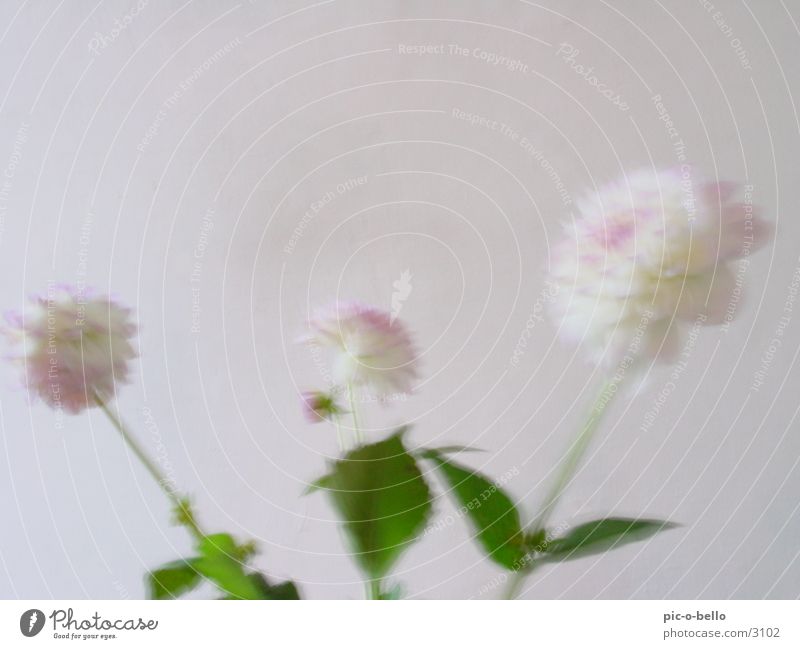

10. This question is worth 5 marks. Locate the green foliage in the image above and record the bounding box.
[539,518,678,562]
[147,533,301,600]
[148,560,201,600]
[193,533,264,599]
[256,579,301,600]
[172,497,199,530]
[422,449,527,570]
[312,429,432,581]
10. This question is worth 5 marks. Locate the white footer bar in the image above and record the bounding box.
[1,600,795,647]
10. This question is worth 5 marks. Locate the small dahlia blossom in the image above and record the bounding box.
[302,302,418,394]
[4,287,137,413]
[548,168,769,365]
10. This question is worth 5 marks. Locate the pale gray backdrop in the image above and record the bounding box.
[0,0,798,599]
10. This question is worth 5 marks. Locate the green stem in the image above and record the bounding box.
[345,385,378,599]
[333,414,346,452]
[94,395,206,542]
[504,378,616,599]
[366,579,382,600]
[347,382,363,445]
[532,379,614,533]
[504,569,528,601]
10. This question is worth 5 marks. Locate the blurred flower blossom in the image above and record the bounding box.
[548,168,770,365]
[300,390,343,423]
[302,301,418,395]
[4,286,137,413]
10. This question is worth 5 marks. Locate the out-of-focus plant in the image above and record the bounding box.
[4,286,299,600]
[301,169,770,600]
[5,168,771,601]
[298,299,680,599]
[300,302,427,597]
[498,168,771,598]
[297,300,682,599]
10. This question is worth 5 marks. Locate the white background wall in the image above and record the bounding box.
[1,0,798,599]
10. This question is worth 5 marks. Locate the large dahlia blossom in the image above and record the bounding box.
[548,168,769,366]
[4,287,137,413]
[303,301,418,395]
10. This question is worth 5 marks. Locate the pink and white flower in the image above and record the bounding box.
[548,168,770,366]
[302,301,418,395]
[4,286,137,413]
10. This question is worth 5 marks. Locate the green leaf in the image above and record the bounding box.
[150,535,300,600]
[147,560,201,599]
[541,518,679,562]
[194,533,264,600]
[261,579,302,600]
[315,429,432,581]
[303,475,332,495]
[422,450,527,570]
[247,572,302,600]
